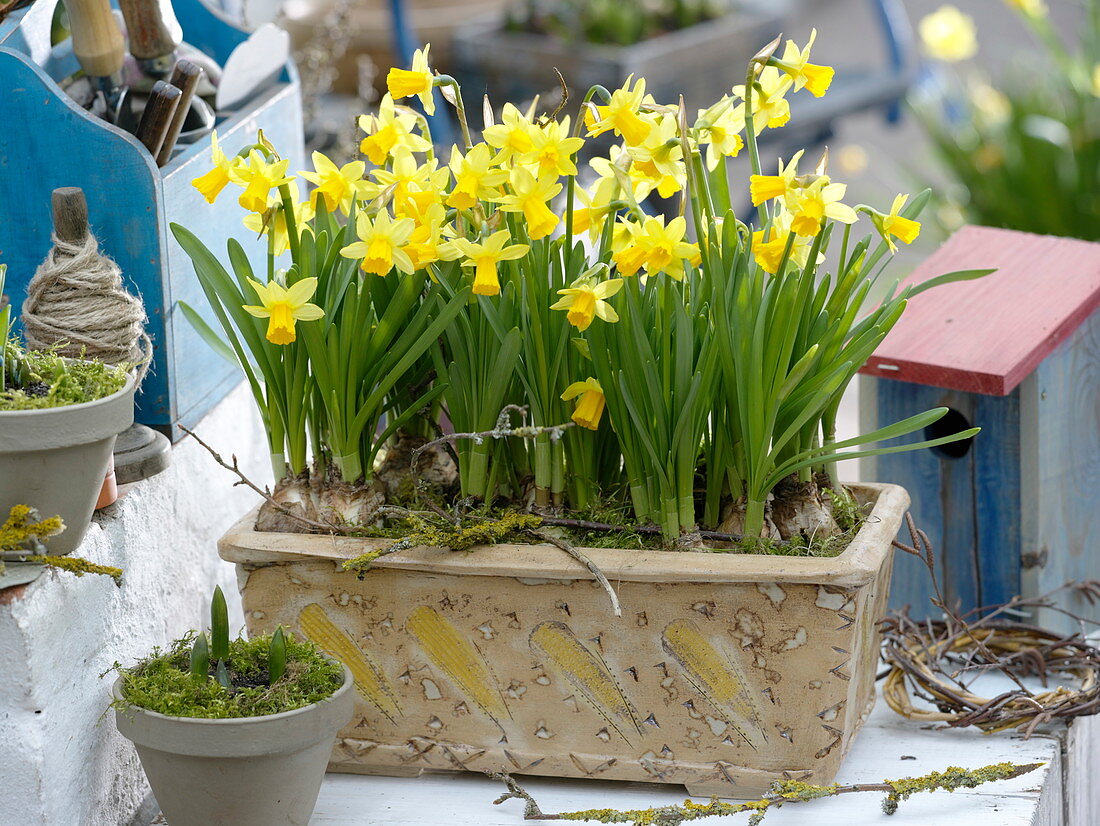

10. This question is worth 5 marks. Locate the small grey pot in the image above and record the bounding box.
[0,369,135,554]
[113,666,355,826]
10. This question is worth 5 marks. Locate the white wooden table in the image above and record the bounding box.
[310,688,1064,825]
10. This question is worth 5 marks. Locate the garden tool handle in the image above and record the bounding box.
[136,80,182,157]
[155,61,202,166]
[66,0,125,79]
[117,0,183,62]
[51,188,90,244]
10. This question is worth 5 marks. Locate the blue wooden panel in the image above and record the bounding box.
[873,380,1023,617]
[972,389,1022,609]
[0,49,170,418]
[1024,311,1100,632]
[0,0,304,438]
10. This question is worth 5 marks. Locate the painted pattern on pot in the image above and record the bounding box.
[225,483,905,797]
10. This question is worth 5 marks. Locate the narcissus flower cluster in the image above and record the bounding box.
[181,31,972,543]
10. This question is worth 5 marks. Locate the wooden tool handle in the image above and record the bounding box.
[117,0,183,61]
[66,0,125,78]
[136,80,182,157]
[155,61,202,166]
[52,188,90,244]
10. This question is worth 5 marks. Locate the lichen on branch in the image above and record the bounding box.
[489,762,1044,824]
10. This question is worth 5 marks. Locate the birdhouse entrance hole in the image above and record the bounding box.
[925,408,974,460]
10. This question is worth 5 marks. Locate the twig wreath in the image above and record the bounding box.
[881,514,1100,735]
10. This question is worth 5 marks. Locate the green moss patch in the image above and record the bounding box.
[0,347,126,411]
[114,633,344,719]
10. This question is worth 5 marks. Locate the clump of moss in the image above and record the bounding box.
[114,633,344,719]
[343,510,543,574]
[0,343,126,412]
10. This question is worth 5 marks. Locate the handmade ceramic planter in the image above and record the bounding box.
[220,482,907,798]
[0,370,134,555]
[113,665,355,826]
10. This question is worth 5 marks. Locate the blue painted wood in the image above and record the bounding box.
[972,388,1022,609]
[0,0,303,438]
[1022,311,1100,632]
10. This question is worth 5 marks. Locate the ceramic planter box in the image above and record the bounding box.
[452,4,785,111]
[220,482,907,798]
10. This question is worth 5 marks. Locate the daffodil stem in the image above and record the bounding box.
[336,451,362,484]
[551,438,566,507]
[278,183,301,265]
[534,434,552,509]
[436,77,473,151]
[743,497,766,539]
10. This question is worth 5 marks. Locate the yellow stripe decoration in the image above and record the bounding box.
[530,621,641,743]
[405,605,510,725]
[298,602,402,722]
[661,619,765,748]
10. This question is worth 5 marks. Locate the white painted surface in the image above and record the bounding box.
[0,381,270,826]
[310,688,1063,826]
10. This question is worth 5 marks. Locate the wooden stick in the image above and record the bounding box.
[135,80,181,157]
[156,61,202,166]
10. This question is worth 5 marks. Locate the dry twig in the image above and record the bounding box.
[487,762,1044,824]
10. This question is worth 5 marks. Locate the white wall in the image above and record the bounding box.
[0,382,270,826]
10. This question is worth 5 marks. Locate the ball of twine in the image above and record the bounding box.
[22,233,153,383]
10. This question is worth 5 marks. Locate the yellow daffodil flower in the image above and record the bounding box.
[1005,0,1046,17]
[450,230,530,296]
[446,143,508,210]
[696,99,746,171]
[242,182,315,256]
[749,150,805,206]
[299,151,369,215]
[229,150,295,214]
[561,378,606,430]
[773,29,835,98]
[571,172,623,238]
[243,276,324,345]
[550,275,623,331]
[585,76,653,147]
[483,103,541,162]
[733,67,793,132]
[403,203,459,270]
[358,94,432,166]
[612,216,700,279]
[371,148,449,209]
[865,194,922,253]
[919,6,978,62]
[192,130,241,204]
[626,114,686,199]
[751,212,820,274]
[386,45,436,115]
[787,176,857,237]
[1093,64,1100,97]
[497,168,562,240]
[339,210,416,275]
[529,117,585,177]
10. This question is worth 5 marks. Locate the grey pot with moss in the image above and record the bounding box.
[0,345,135,555]
[112,587,354,826]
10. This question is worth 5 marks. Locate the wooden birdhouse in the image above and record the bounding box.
[859,226,1100,627]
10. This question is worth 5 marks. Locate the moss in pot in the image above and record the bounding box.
[0,264,135,553]
[112,586,354,826]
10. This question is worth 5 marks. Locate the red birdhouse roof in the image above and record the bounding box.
[859,226,1100,396]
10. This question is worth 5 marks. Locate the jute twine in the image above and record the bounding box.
[22,234,153,383]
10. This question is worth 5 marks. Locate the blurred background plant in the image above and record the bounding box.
[504,0,732,46]
[911,0,1100,240]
